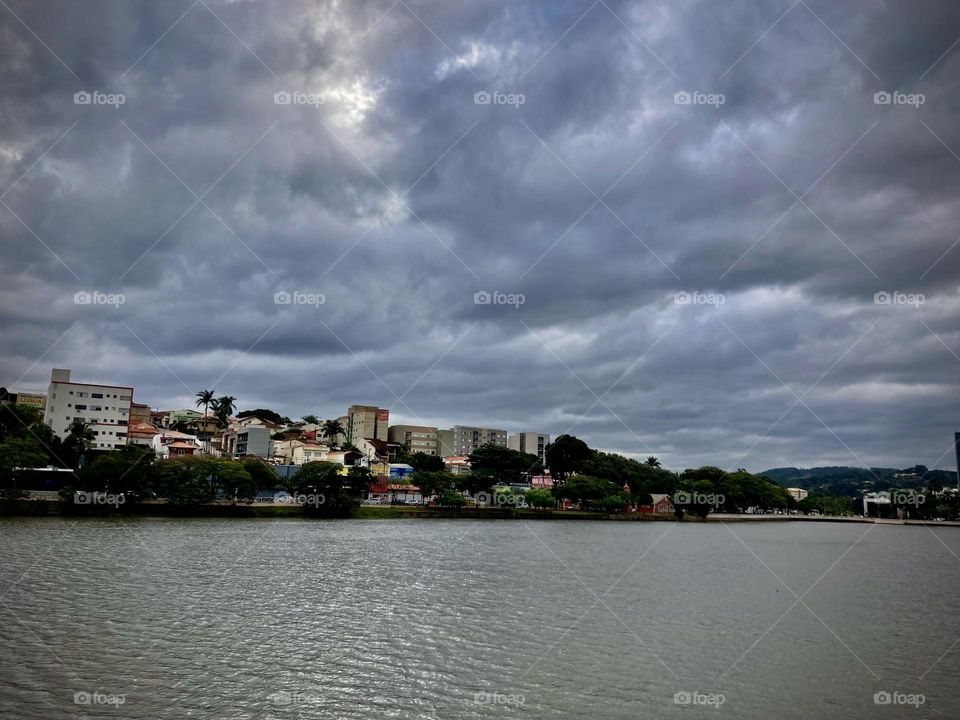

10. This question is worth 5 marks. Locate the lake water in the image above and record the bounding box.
[0,518,958,718]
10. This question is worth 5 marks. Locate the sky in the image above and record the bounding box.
[1,0,958,473]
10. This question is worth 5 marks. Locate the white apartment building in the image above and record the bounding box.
[507,432,551,464]
[43,368,133,451]
[452,425,507,456]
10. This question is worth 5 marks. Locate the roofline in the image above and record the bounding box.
[50,380,134,391]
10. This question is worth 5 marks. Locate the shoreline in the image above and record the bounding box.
[2,500,959,527]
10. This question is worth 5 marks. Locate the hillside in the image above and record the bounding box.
[762,466,957,496]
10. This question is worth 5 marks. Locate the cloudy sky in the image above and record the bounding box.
[1,0,958,472]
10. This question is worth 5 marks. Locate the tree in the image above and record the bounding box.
[0,403,43,442]
[321,419,345,448]
[61,419,96,468]
[211,459,255,503]
[211,396,237,428]
[292,461,369,516]
[302,415,320,425]
[437,490,467,507]
[75,445,155,499]
[552,474,618,510]
[237,408,285,424]
[525,488,555,509]
[0,436,49,487]
[411,470,455,504]
[468,444,541,487]
[195,389,215,418]
[244,458,278,489]
[404,452,445,472]
[151,457,217,505]
[645,456,661,467]
[544,435,593,482]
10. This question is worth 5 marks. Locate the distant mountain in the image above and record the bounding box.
[761,466,957,496]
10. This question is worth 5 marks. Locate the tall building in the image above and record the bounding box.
[43,368,133,451]
[955,432,960,489]
[507,432,551,464]
[452,425,507,456]
[346,405,389,446]
[437,428,454,456]
[388,425,439,455]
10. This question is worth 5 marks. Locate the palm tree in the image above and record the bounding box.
[645,456,661,468]
[302,414,320,425]
[195,389,215,418]
[63,418,96,467]
[321,419,345,448]
[211,395,237,428]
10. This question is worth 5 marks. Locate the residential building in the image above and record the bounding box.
[786,487,809,501]
[639,494,674,514]
[292,443,329,466]
[357,437,402,464]
[388,424,439,455]
[129,402,151,427]
[451,425,507,456]
[168,408,202,426]
[43,368,133,451]
[443,455,471,476]
[127,422,159,448]
[346,405,389,445]
[152,430,202,459]
[437,429,454,456]
[530,473,554,488]
[272,439,306,465]
[507,432,550,464]
[221,426,271,459]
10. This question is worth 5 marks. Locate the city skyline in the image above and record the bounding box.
[2,1,959,473]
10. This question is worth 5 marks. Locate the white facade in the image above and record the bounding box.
[507,432,551,463]
[452,425,507,456]
[43,368,133,451]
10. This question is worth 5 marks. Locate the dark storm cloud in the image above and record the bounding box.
[1,0,959,471]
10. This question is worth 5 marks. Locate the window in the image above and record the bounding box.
[91,393,103,399]
[75,404,86,410]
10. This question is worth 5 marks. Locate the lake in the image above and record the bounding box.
[0,518,958,718]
